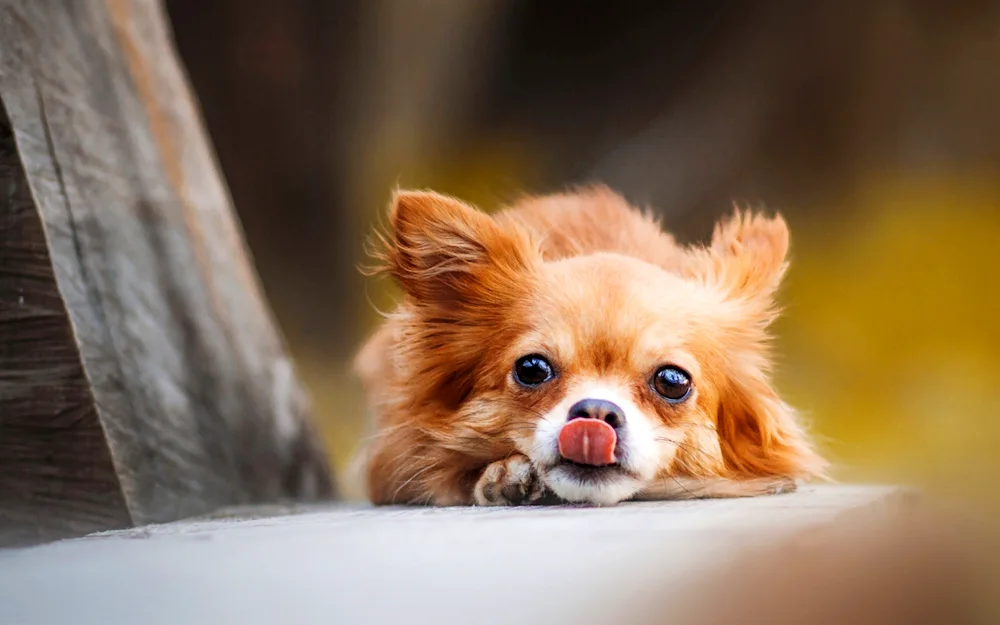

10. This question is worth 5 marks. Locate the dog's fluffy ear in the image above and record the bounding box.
[373,189,536,305]
[716,369,829,480]
[686,209,826,480]
[683,209,789,323]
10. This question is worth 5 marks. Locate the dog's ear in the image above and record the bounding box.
[684,209,826,480]
[683,209,789,323]
[372,189,536,306]
[367,189,538,409]
[715,368,828,481]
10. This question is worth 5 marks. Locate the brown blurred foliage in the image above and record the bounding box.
[165,1,1000,500]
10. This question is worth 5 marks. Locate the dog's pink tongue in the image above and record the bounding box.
[558,419,617,466]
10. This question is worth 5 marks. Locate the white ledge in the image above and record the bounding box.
[0,485,909,625]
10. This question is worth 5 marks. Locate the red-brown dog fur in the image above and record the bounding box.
[355,185,827,505]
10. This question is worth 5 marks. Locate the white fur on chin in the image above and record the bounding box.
[527,381,663,505]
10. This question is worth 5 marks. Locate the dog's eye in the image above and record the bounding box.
[513,355,554,387]
[652,366,692,402]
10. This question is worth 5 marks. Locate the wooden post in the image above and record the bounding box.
[0,0,334,546]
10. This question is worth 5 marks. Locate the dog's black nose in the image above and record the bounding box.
[568,398,626,428]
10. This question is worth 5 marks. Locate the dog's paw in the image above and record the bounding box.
[769,476,798,495]
[473,455,545,506]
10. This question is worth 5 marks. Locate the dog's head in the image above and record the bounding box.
[371,189,825,504]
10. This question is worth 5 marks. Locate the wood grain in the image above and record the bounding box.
[0,0,334,545]
[0,103,132,546]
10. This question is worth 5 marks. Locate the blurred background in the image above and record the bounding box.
[164,0,1000,500]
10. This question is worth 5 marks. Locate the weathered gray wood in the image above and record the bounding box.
[0,0,334,546]
[0,104,133,545]
[0,486,909,625]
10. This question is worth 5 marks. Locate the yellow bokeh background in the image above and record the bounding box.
[779,176,1000,497]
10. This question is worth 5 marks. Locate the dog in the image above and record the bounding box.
[354,185,826,505]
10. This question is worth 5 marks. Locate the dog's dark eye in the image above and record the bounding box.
[513,355,554,387]
[652,366,692,402]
